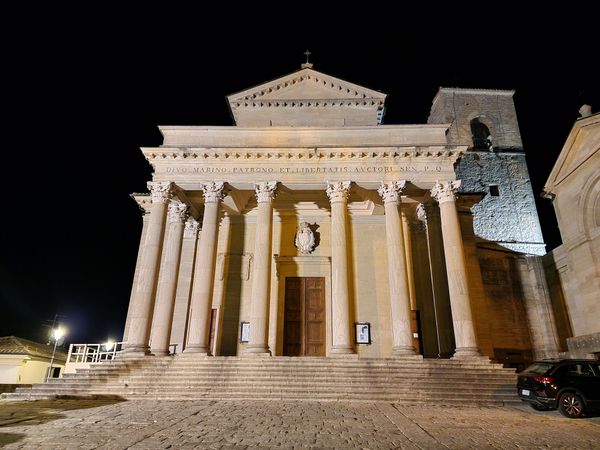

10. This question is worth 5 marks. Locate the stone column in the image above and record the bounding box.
[123,181,172,355]
[378,181,417,356]
[185,182,226,354]
[245,181,278,355]
[150,202,188,356]
[326,181,355,355]
[169,217,200,353]
[123,196,151,342]
[401,206,417,311]
[431,181,481,358]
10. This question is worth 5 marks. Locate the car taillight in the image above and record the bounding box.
[533,376,553,384]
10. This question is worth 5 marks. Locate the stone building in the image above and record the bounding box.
[121,66,560,368]
[543,108,600,358]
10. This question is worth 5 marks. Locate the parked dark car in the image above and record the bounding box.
[517,359,600,418]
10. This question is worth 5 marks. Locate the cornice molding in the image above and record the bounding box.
[141,146,465,162]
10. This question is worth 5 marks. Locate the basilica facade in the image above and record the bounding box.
[121,65,561,367]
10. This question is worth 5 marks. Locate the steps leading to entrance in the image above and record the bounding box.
[3,357,519,405]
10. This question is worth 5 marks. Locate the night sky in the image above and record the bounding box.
[2,6,598,346]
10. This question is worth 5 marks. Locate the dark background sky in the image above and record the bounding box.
[2,6,598,346]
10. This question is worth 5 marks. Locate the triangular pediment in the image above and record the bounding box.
[227,67,387,127]
[544,113,600,196]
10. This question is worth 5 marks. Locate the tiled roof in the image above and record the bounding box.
[0,336,67,361]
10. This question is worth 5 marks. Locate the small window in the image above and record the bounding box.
[470,118,493,150]
[489,185,500,197]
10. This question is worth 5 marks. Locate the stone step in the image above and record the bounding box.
[107,357,503,366]
[3,390,520,405]
[74,366,515,375]
[15,383,516,397]
[63,369,516,379]
[5,357,519,405]
[109,361,507,370]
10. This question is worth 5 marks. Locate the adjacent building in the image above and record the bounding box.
[121,65,560,369]
[0,336,66,386]
[543,108,600,358]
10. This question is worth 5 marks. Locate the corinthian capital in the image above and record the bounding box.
[254,181,278,203]
[377,180,406,204]
[202,181,226,203]
[184,217,200,239]
[326,181,352,203]
[431,180,462,204]
[148,181,173,204]
[168,202,189,224]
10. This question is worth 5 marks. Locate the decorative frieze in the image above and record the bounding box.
[143,147,463,161]
[377,180,406,204]
[431,180,462,204]
[147,181,173,203]
[254,181,278,203]
[201,181,226,203]
[326,181,352,203]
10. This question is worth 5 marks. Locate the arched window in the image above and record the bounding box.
[470,118,493,150]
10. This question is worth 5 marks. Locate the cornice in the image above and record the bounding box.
[141,146,466,162]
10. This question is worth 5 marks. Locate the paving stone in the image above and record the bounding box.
[0,399,599,449]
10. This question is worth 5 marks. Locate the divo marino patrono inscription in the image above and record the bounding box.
[164,165,444,174]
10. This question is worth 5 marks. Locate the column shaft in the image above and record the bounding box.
[327,181,354,355]
[185,182,225,354]
[401,208,417,311]
[124,181,172,354]
[123,203,150,342]
[150,202,188,356]
[432,181,481,358]
[246,181,277,355]
[169,218,200,353]
[379,182,416,356]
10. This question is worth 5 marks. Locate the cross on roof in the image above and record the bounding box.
[302,50,313,69]
[304,50,311,64]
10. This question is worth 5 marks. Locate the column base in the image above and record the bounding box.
[183,345,210,356]
[244,344,271,356]
[452,347,483,359]
[391,346,422,358]
[150,350,171,357]
[330,345,355,357]
[119,346,150,358]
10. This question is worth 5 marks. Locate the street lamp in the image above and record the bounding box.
[47,327,65,382]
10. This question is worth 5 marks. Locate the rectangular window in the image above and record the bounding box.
[489,185,500,197]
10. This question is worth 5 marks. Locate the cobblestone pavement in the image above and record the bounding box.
[0,399,599,449]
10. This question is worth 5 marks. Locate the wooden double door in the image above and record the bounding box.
[283,277,325,357]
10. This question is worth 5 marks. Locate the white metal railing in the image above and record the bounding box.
[66,342,125,364]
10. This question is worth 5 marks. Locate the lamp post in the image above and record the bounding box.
[47,327,65,382]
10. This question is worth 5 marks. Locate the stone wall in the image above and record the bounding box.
[428,88,545,256]
[457,152,545,255]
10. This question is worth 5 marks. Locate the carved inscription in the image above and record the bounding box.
[165,165,443,174]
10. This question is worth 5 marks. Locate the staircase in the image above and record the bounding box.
[3,356,519,405]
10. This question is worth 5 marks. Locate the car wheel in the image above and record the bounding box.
[559,392,584,418]
[529,403,550,411]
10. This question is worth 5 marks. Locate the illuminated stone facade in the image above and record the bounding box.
[121,67,559,367]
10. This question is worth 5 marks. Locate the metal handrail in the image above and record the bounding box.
[66,342,125,364]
